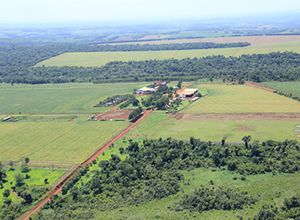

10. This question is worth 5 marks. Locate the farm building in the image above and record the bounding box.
[178,88,198,98]
[136,87,156,94]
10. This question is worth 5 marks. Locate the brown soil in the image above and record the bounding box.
[139,35,165,40]
[68,118,75,122]
[234,124,253,132]
[113,36,133,41]
[244,81,276,92]
[176,113,300,121]
[95,109,133,120]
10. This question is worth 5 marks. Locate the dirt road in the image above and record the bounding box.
[21,110,152,220]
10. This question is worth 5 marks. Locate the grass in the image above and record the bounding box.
[35,41,300,68]
[35,48,240,67]
[152,119,300,142]
[0,82,146,114]
[0,167,66,205]
[259,81,300,96]
[234,40,300,56]
[0,119,129,163]
[123,112,169,140]
[91,167,300,219]
[182,84,300,114]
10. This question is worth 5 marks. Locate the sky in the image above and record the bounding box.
[0,0,300,23]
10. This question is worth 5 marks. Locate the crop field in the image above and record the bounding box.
[259,81,300,96]
[108,35,300,45]
[92,167,300,219]
[152,118,300,142]
[0,119,129,163]
[125,84,300,142]
[35,48,239,67]
[233,39,300,56]
[0,82,145,114]
[36,36,300,67]
[0,167,66,205]
[182,84,300,114]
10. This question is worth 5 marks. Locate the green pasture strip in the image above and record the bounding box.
[259,81,300,96]
[0,82,144,114]
[123,112,169,140]
[35,48,239,67]
[0,167,66,206]
[234,40,300,56]
[0,120,128,162]
[93,167,300,219]
[152,119,300,142]
[182,84,300,114]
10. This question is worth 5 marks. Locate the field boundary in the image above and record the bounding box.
[20,110,153,220]
[245,81,276,92]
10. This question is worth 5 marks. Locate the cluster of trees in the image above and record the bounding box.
[119,95,137,109]
[27,137,300,219]
[128,106,143,120]
[1,44,300,85]
[141,86,173,110]
[253,194,300,219]
[177,186,256,212]
[94,95,129,107]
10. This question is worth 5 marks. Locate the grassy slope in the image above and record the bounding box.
[259,81,300,96]
[92,167,300,219]
[0,120,128,162]
[0,167,66,205]
[0,82,146,114]
[183,84,300,114]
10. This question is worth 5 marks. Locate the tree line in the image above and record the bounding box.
[13,137,298,219]
[1,51,300,85]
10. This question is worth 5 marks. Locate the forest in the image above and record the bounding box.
[1,137,297,219]
[1,49,300,84]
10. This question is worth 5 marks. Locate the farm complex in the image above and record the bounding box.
[2,17,300,220]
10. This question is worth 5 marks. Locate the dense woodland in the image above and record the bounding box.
[0,46,300,84]
[0,138,292,219]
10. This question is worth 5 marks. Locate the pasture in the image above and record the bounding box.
[152,118,300,142]
[0,82,145,114]
[0,119,129,163]
[259,81,300,96]
[93,167,300,219]
[182,84,300,114]
[0,167,66,206]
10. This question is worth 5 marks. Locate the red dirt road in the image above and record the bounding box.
[244,81,276,92]
[21,110,152,220]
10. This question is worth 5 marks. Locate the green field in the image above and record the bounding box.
[234,40,300,56]
[35,48,239,67]
[0,167,66,205]
[90,167,300,219]
[0,119,128,163]
[152,119,300,142]
[0,82,146,114]
[183,84,300,114]
[35,37,300,67]
[259,81,300,96]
